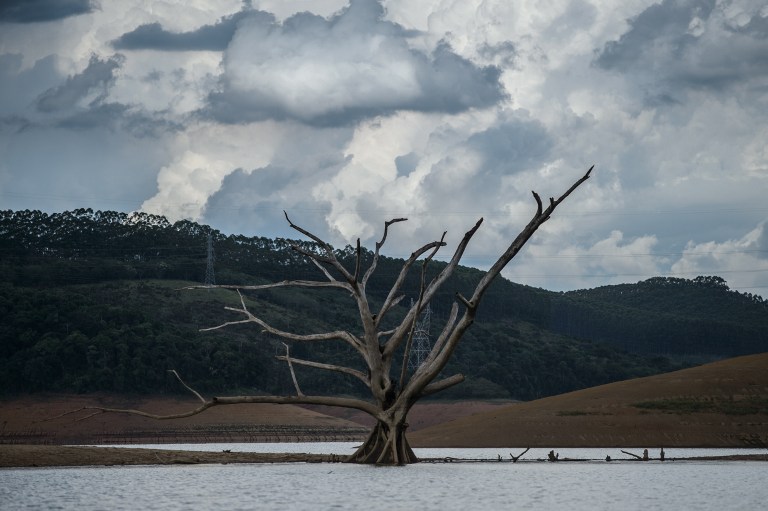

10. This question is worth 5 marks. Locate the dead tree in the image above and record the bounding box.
[71,166,592,465]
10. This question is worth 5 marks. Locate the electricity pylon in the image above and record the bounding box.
[408,300,431,370]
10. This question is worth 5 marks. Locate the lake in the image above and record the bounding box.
[2,443,767,510]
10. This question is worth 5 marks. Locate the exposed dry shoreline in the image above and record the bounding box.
[2,354,767,467]
[0,445,341,468]
[2,445,767,468]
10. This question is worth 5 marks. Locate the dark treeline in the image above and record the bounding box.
[1,209,766,400]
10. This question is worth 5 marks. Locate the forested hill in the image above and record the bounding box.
[1,209,766,401]
[549,276,767,357]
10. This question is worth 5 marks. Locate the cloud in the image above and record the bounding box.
[201,122,354,238]
[205,0,507,125]
[112,9,270,52]
[671,221,768,293]
[0,52,181,138]
[0,0,95,23]
[595,0,768,100]
[0,53,62,116]
[139,121,353,227]
[2,0,767,300]
[507,229,663,291]
[35,54,124,112]
[307,109,557,249]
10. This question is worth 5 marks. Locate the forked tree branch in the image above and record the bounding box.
[401,166,593,401]
[375,238,446,326]
[383,218,483,358]
[284,211,355,284]
[57,394,381,422]
[202,290,364,353]
[362,218,407,288]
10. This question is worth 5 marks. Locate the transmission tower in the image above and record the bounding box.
[204,232,216,287]
[408,300,432,370]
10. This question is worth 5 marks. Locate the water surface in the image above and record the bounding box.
[2,444,766,510]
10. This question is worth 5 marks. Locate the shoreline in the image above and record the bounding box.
[2,445,767,468]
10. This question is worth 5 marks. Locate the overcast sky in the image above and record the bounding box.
[1,0,767,297]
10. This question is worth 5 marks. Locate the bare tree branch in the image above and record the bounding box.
[310,258,338,282]
[511,447,530,462]
[284,211,355,284]
[401,166,594,400]
[281,343,305,397]
[275,355,369,386]
[375,238,446,325]
[362,218,407,288]
[283,211,335,255]
[422,302,459,367]
[167,369,206,403]
[420,373,465,397]
[61,394,381,422]
[201,291,364,352]
[212,395,380,417]
[383,219,483,358]
[182,280,352,293]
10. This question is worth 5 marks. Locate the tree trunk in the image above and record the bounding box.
[346,419,418,465]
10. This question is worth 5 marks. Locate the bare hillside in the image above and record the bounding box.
[410,353,768,448]
[0,394,368,444]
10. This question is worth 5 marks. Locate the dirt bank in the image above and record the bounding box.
[2,445,767,468]
[0,444,340,467]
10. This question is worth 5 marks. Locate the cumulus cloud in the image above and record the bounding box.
[205,0,507,125]
[507,230,663,291]
[112,9,267,52]
[596,0,768,101]
[139,121,350,227]
[0,0,95,23]
[2,0,767,299]
[671,221,768,293]
[204,123,353,239]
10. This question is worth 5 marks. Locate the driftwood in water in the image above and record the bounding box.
[510,447,530,463]
[621,449,650,460]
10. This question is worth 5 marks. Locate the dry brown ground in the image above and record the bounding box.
[410,353,768,448]
[2,353,767,467]
[0,445,341,467]
[0,394,369,445]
